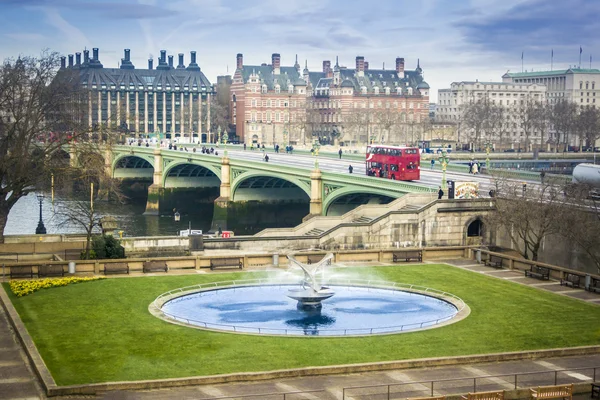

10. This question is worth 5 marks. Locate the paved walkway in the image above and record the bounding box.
[0,260,598,399]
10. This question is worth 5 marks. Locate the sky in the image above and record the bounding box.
[0,0,598,103]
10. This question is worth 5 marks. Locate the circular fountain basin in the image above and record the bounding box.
[155,282,467,337]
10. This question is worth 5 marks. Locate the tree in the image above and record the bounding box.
[210,95,230,140]
[54,199,102,259]
[373,107,400,144]
[0,51,86,243]
[574,106,600,149]
[549,100,577,151]
[485,177,569,261]
[516,99,540,152]
[532,102,550,151]
[461,98,489,150]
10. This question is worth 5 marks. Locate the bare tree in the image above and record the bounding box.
[54,199,102,259]
[532,102,550,151]
[574,106,600,150]
[549,100,577,151]
[486,177,569,261]
[373,107,400,144]
[516,99,540,152]
[210,96,229,138]
[0,51,88,243]
[461,98,488,150]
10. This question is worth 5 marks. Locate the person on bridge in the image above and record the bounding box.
[339,149,343,159]
[431,159,435,170]
[243,143,247,151]
[348,165,353,174]
[264,154,269,162]
[438,186,444,199]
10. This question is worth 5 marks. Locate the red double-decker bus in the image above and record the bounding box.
[365,145,420,180]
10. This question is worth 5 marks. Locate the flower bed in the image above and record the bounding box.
[9,277,105,297]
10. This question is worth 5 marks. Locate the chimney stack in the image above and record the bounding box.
[272,53,281,74]
[92,47,99,60]
[323,60,331,73]
[187,51,200,71]
[160,50,167,63]
[68,54,74,67]
[364,61,369,71]
[177,53,185,69]
[396,57,405,77]
[356,56,365,76]
[148,58,153,70]
[120,49,134,69]
[75,52,81,66]
[60,56,66,69]
[191,51,197,64]
[168,55,174,69]
[236,53,243,70]
[83,50,89,64]
[124,49,131,62]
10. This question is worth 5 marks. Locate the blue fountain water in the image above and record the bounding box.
[161,284,458,336]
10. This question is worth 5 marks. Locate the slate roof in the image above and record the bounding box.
[240,61,428,96]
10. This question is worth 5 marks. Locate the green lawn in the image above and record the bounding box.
[4,264,600,386]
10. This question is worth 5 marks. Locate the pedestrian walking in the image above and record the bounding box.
[438,186,444,199]
[431,159,435,170]
[472,162,479,174]
[468,160,473,174]
[540,170,546,184]
[339,149,343,159]
[243,143,247,151]
[264,154,269,162]
[348,165,353,174]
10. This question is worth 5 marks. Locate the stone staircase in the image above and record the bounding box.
[304,228,325,236]
[352,216,373,223]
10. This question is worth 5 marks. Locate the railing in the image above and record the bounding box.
[342,366,599,399]
[198,389,326,399]
[152,278,465,336]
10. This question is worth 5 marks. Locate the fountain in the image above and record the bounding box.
[153,253,468,336]
[286,254,335,308]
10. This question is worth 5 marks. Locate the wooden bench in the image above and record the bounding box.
[408,396,445,400]
[103,262,129,275]
[393,250,423,263]
[210,258,243,270]
[525,265,550,280]
[530,384,572,400]
[461,390,504,400]
[307,255,331,265]
[38,265,65,278]
[10,266,35,279]
[485,254,503,268]
[560,273,581,288]
[143,260,168,273]
[587,278,600,293]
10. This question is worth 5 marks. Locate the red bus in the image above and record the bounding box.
[366,145,420,180]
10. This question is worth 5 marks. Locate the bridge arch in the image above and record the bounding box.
[323,187,402,216]
[112,154,154,179]
[162,161,221,188]
[231,171,310,202]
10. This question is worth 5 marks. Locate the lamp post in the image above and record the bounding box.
[438,150,449,190]
[216,126,221,147]
[484,142,493,170]
[35,194,46,234]
[222,131,229,156]
[312,139,321,169]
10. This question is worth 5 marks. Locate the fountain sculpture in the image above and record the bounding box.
[286,254,335,308]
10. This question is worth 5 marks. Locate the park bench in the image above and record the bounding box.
[485,254,503,268]
[38,265,65,278]
[10,266,35,279]
[560,273,581,288]
[393,250,423,263]
[588,278,600,293]
[461,390,504,400]
[530,384,572,400]
[103,262,129,275]
[143,260,168,273]
[525,265,550,280]
[307,254,331,265]
[408,396,445,400]
[210,258,243,270]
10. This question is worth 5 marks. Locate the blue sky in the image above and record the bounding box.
[0,0,598,102]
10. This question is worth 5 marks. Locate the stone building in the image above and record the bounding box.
[230,53,430,146]
[502,68,600,107]
[436,81,546,150]
[61,48,215,141]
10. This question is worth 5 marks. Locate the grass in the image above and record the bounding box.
[4,264,600,386]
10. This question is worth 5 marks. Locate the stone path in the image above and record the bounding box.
[0,259,598,399]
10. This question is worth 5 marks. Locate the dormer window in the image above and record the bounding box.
[175,86,180,90]
[275,84,281,94]
[288,85,294,93]
[262,84,268,94]
[361,86,367,94]
[396,87,402,95]
[385,87,391,95]
[373,86,380,94]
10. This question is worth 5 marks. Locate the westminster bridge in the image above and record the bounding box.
[94,145,438,219]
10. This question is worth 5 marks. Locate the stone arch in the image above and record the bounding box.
[231,171,310,202]
[112,153,154,171]
[112,154,154,179]
[464,216,485,246]
[162,161,221,188]
[322,186,404,216]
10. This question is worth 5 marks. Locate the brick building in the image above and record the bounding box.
[230,53,430,146]
[61,47,215,141]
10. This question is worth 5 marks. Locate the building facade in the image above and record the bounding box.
[61,48,215,141]
[502,68,600,107]
[230,53,430,146]
[436,81,546,149]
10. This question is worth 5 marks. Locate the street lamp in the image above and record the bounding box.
[283,128,288,147]
[216,126,222,147]
[484,142,493,170]
[222,131,229,156]
[35,194,46,234]
[438,150,450,190]
[312,139,321,169]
